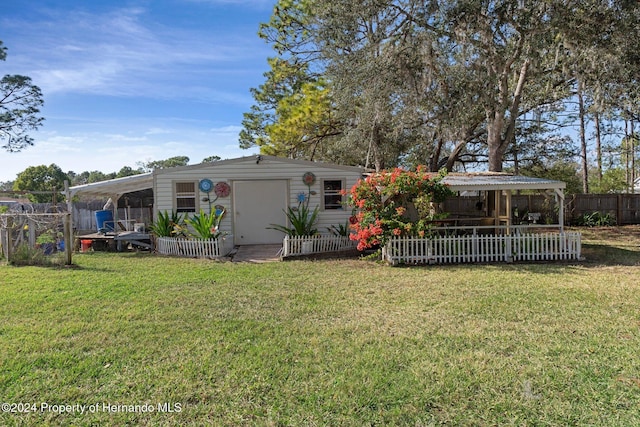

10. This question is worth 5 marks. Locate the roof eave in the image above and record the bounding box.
[68,173,153,199]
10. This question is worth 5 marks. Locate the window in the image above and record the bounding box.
[323,179,344,210]
[175,182,196,213]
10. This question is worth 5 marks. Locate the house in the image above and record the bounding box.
[153,155,364,245]
[68,155,365,247]
[68,158,580,263]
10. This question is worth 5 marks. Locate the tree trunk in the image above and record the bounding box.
[577,80,589,193]
[369,123,384,172]
[486,60,529,173]
[487,113,506,172]
[445,140,468,172]
[625,119,631,193]
[594,112,602,182]
[632,119,636,194]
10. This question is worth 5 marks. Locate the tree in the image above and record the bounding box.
[620,130,639,192]
[115,166,144,178]
[202,155,221,163]
[589,167,627,194]
[13,164,69,203]
[0,41,44,152]
[243,3,358,164]
[240,56,343,160]
[246,0,640,173]
[138,156,190,172]
[0,180,13,192]
[516,160,583,195]
[255,0,567,171]
[555,1,640,192]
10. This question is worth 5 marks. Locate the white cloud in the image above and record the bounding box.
[184,0,275,7]
[3,6,269,101]
[0,2,266,181]
[0,124,258,181]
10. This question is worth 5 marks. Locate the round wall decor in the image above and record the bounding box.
[199,178,213,193]
[214,181,231,197]
[303,172,316,186]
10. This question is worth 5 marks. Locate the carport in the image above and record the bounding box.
[66,173,154,250]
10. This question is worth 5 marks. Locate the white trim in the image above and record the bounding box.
[68,173,153,199]
[173,180,198,213]
[321,178,346,211]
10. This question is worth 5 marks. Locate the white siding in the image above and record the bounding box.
[153,156,363,242]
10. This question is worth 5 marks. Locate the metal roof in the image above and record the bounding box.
[66,168,564,200]
[68,173,153,199]
[153,154,366,175]
[442,173,566,192]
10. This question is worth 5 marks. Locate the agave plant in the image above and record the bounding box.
[149,210,185,237]
[269,203,319,236]
[327,220,350,237]
[185,208,226,239]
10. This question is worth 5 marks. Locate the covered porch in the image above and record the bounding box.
[382,173,582,265]
[440,173,567,232]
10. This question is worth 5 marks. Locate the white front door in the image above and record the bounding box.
[233,180,288,245]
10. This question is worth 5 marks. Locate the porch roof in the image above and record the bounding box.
[442,173,566,192]
[68,173,153,199]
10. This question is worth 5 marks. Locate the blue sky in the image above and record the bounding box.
[0,0,274,181]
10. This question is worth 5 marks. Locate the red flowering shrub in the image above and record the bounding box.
[347,167,453,251]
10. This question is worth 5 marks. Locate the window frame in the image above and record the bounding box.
[321,179,345,211]
[174,181,198,213]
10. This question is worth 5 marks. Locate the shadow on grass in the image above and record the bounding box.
[3,260,115,273]
[390,242,639,275]
[4,251,154,272]
[498,242,640,274]
[580,243,640,267]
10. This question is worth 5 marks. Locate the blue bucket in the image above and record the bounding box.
[95,210,114,232]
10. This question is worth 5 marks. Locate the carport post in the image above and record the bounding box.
[64,180,73,264]
[555,188,565,233]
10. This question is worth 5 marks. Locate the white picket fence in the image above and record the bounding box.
[156,237,222,258]
[282,235,358,257]
[382,231,582,265]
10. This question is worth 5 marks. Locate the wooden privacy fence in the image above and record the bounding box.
[282,235,358,257]
[444,193,640,225]
[566,194,640,224]
[156,237,222,258]
[382,231,582,265]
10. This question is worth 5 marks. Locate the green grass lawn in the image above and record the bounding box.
[1,228,640,426]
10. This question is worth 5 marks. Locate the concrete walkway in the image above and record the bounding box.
[231,244,282,263]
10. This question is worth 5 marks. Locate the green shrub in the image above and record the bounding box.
[9,244,64,266]
[575,211,616,227]
[185,208,226,239]
[149,211,185,237]
[269,203,319,236]
[327,221,350,237]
